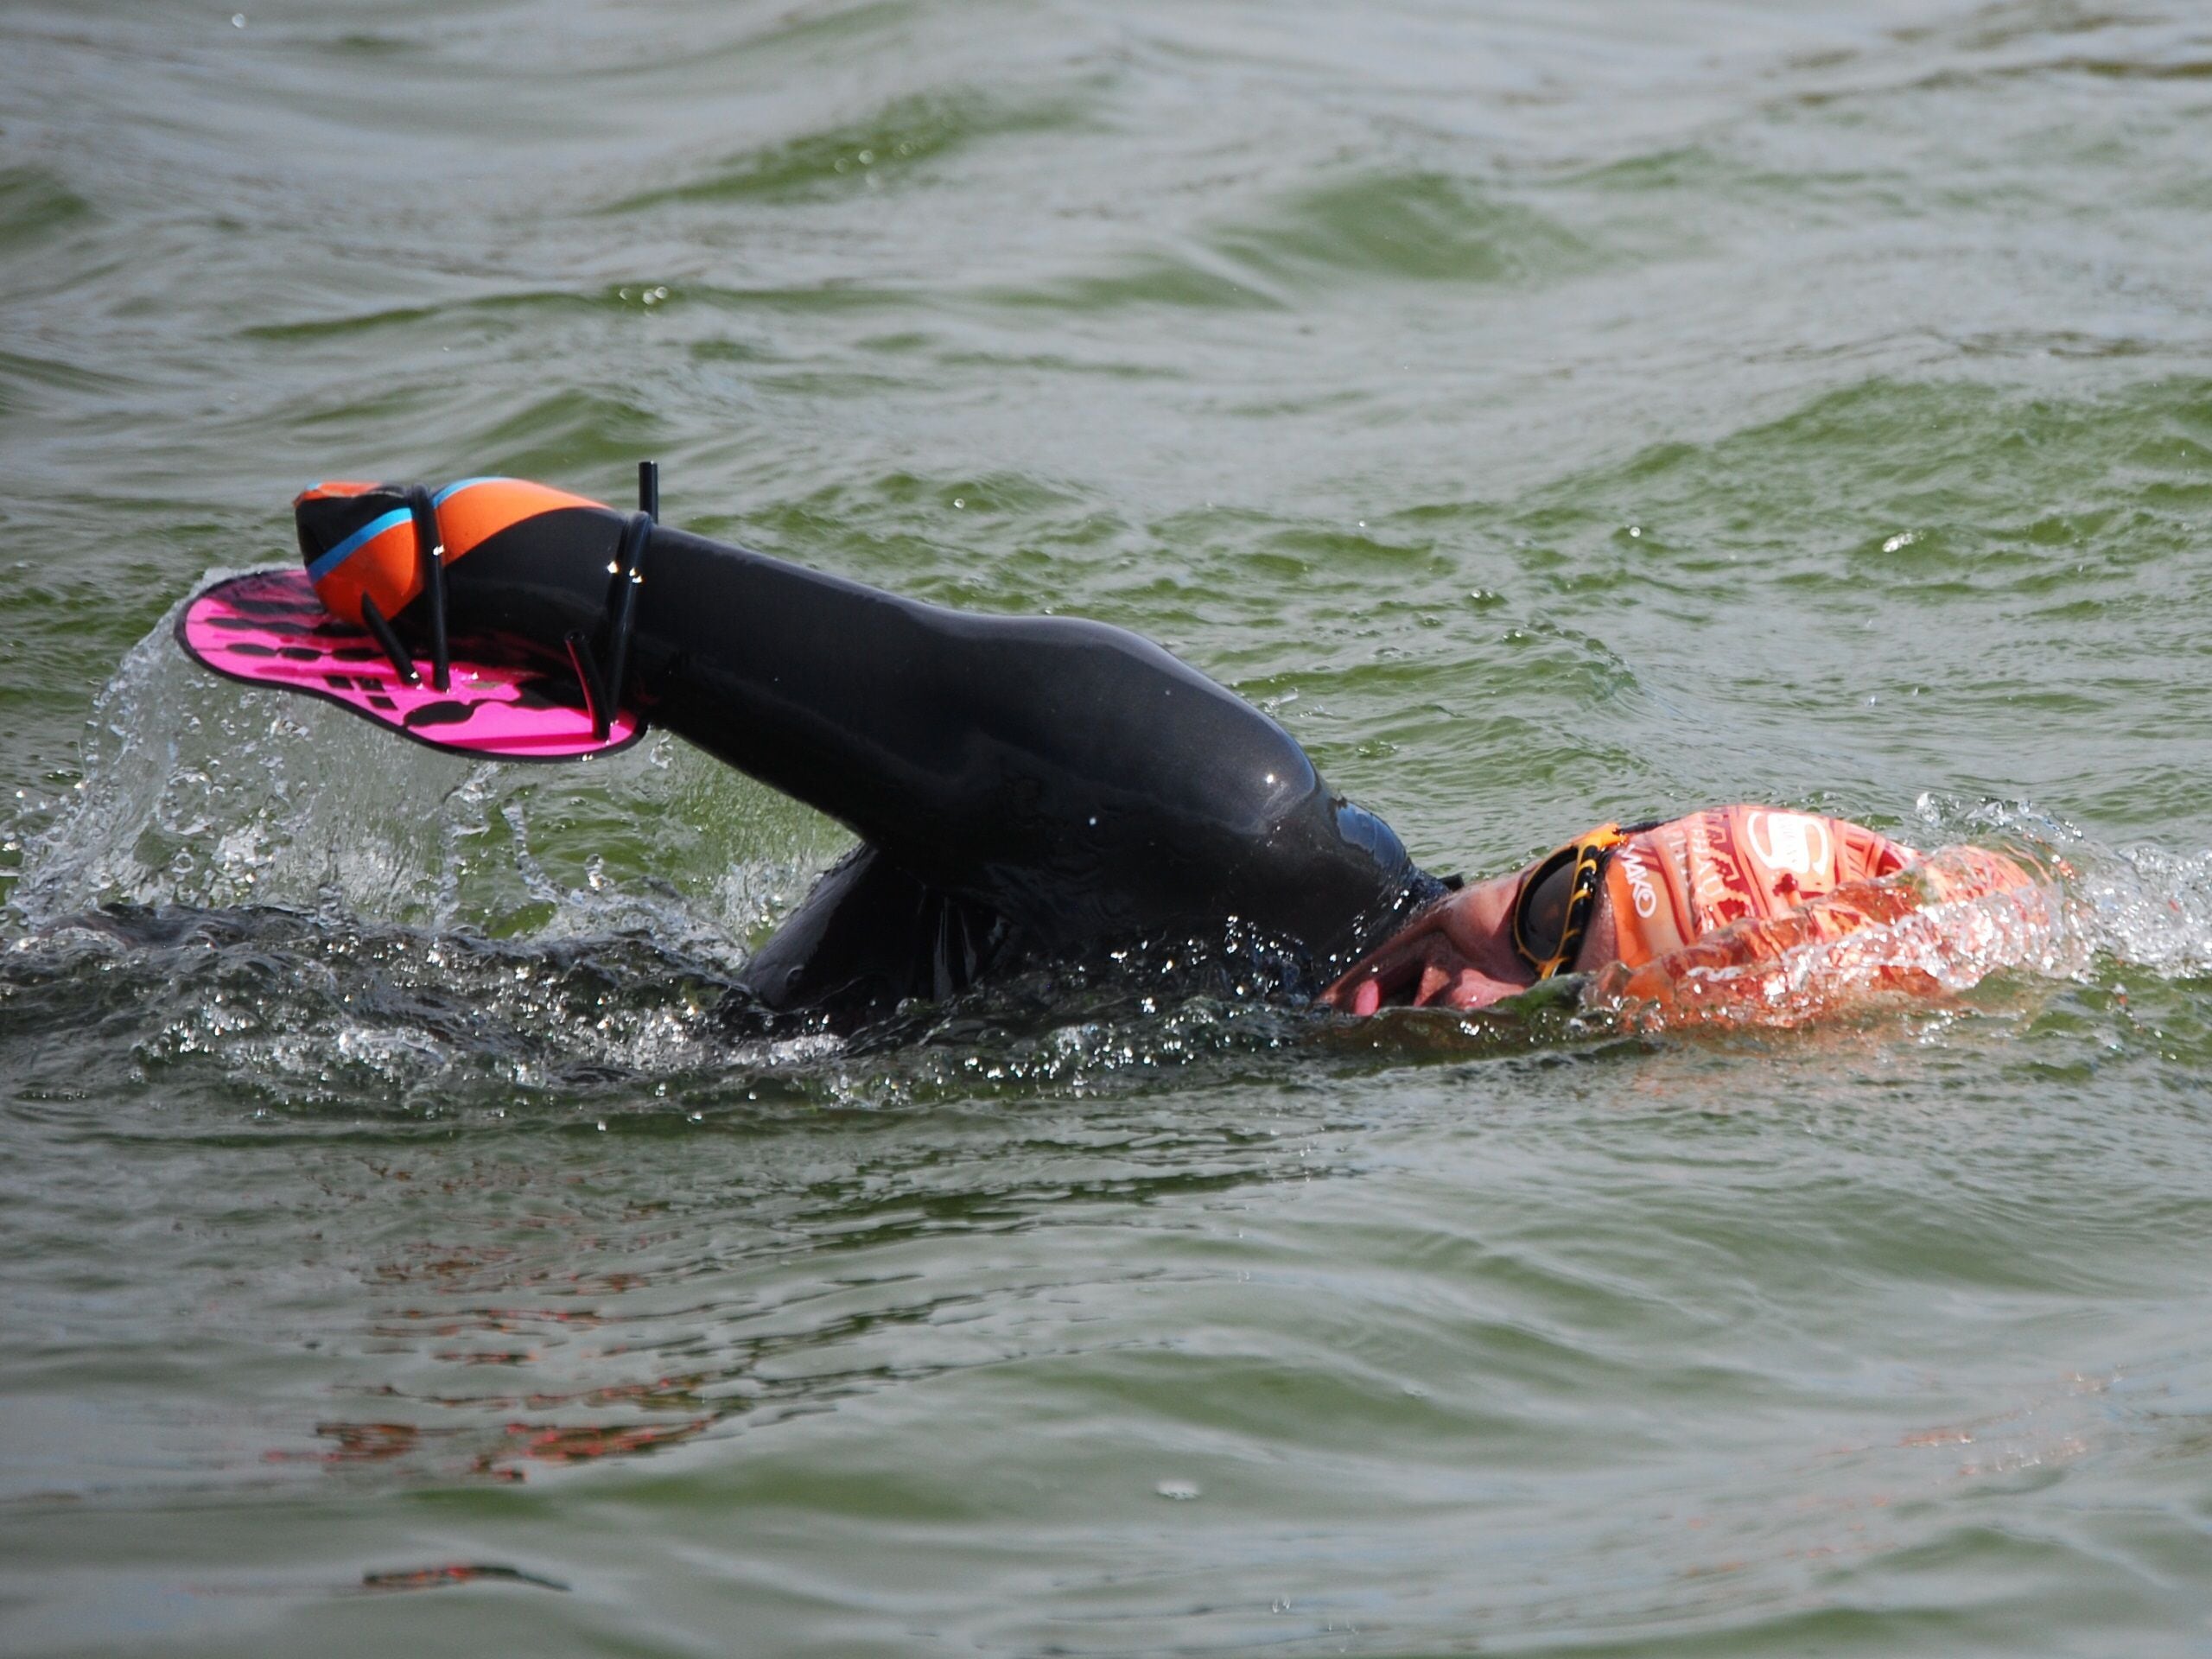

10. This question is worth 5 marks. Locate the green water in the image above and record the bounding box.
[6,2,2212,1653]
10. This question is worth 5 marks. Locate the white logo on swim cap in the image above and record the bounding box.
[1746,811,1829,877]
[1617,842,1659,917]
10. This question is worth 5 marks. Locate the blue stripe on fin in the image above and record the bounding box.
[432,476,507,506]
[305,507,410,582]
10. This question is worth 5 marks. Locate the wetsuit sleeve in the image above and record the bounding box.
[431,506,1425,969]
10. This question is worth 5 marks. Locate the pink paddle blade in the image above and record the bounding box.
[175,569,645,761]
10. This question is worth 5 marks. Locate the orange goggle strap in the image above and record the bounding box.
[1511,822,1628,979]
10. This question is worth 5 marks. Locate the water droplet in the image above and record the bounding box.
[952,498,964,508]
[1628,524,1642,537]
[231,11,245,25]
[856,149,874,165]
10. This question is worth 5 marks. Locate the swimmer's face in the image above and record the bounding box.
[1319,874,1530,1014]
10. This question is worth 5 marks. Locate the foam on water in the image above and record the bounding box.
[1916,791,2212,978]
[12,579,826,953]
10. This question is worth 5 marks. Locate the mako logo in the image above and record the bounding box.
[1615,840,1660,917]
[1745,811,1830,878]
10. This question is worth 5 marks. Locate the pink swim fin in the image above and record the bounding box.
[175,568,645,762]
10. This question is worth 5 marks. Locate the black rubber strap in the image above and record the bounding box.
[359,594,420,686]
[598,512,652,740]
[404,484,449,692]
[564,631,606,735]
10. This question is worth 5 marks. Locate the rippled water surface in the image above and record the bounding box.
[7,2,2212,1653]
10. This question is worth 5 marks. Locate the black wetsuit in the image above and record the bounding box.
[298,491,1440,1030]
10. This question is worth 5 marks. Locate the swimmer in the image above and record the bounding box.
[183,471,2052,1033]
